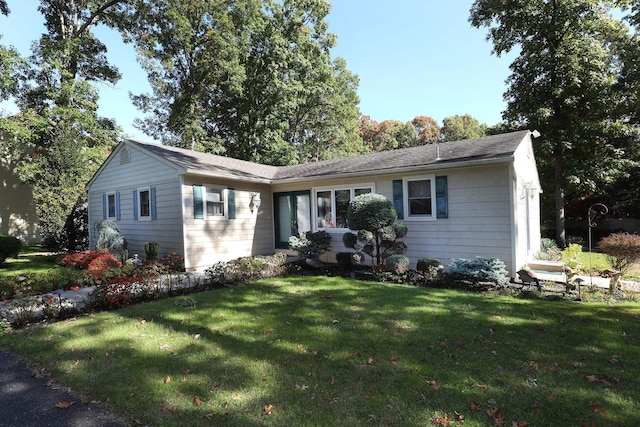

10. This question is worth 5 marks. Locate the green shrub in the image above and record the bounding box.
[205,254,287,286]
[95,220,128,262]
[385,254,409,273]
[289,230,332,259]
[0,234,22,266]
[562,243,582,270]
[335,252,354,270]
[145,242,159,262]
[417,258,441,272]
[534,238,561,261]
[343,193,407,267]
[598,232,640,276]
[448,257,509,287]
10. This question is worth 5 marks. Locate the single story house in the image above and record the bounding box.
[86,130,541,276]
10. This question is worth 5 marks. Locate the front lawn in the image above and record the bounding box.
[1,277,639,426]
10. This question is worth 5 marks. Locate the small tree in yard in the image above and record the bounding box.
[342,193,408,270]
[599,233,640,280]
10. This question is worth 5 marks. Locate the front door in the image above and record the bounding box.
[274,191,311,249]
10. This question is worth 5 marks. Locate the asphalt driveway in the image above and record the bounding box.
[0,348,127,427]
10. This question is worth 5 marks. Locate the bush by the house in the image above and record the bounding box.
[534,238,562,261]
[599,232,640,276]
[336,252,354,270]
[95,220,128,262]
[416,258,444,281]
[159,252,185,272]
[289,230,332,259]
[385,254,410,273]
[205,253,287,286]
[342,193,408,269]
[145,242,159,262]
[448,257,510,287]
[0,234,22,266]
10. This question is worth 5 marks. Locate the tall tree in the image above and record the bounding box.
[359,116,421,152]
[130,0,363,165]
[1,0,129,249]
[440,114,487,141]
[411,115,440,144]
[470,0,636,247]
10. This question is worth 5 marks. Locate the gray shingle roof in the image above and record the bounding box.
[127,130,530,183]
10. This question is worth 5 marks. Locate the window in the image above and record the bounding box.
[315,184,373,229]
[404,176,436,219]
[107,193,117,219]
[193,185,227,219]
[135,187,156,221]
[103,192,119,220]
[206,189,224,216]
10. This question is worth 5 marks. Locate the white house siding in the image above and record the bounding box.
[182,176,274,271]
[0,156,40,242]
[87,144,185,260]
[512,138,542,272]
[273,164,516,273]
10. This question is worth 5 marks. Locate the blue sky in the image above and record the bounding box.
[0,0,515,141]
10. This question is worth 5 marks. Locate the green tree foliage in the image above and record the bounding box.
[343,193,408,266]
[470,0,638,246]
[128,0,364,165]
[0,0,126,249]
[440,114,487,141]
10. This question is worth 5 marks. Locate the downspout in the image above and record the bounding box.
[509,163,518,279]
[179,175,190,271]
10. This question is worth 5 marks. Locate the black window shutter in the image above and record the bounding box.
[133,190,138,220]
[227,188,236,219]
[116,192,121,220]
[150,187,157,220]
[392,179,404,219]
[102,194,107,220]
[193,185,203,219]
[436,176,448,218]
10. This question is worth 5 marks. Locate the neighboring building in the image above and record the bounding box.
[86,130,541,276]
[0,154,40,243]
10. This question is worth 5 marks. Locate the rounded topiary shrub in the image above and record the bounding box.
[342,232,358,249]
[347,193,397,232]
[385,254,410,273]
[0,235,22,266]
[417,258,442,272]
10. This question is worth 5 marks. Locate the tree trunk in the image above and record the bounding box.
[554,152,566,248]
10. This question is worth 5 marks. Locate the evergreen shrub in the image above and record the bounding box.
[0,235,21,266]
[448,257,509,287]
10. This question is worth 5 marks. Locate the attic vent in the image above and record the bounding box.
[120,148,131,164]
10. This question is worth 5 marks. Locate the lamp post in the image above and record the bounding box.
[588,203,608,285]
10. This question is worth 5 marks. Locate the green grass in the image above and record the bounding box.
[2,276,639,426]
[0,246,61,278]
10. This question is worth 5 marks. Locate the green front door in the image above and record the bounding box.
[274,191,311,249]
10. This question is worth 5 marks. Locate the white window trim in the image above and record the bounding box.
[403,175,437,221]
[106,191,117,220]
[137,186,152,222]
[313,182,375,232]
[204,187,227,219]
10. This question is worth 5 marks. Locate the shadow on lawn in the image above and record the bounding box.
[6,276,640,426]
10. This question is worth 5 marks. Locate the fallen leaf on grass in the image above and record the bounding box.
[45,379,55,387]
[492,414,506,426]
[81,396,94,405]
[426,380,441,390]
[367,356,374,365]
[55,401,76,409]
[204,413,215,419]
[389,355,399,363]
[193,396,202,406]
[470,402,481,412]
[454,411,464,423]
[163,376,171,384]
[513,422,529,427]
[434,413,451,426]
[474,382,488,390]
[586,374,599,383]
[264,404,275,415]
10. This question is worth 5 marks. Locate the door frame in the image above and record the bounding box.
[274,190,311,249]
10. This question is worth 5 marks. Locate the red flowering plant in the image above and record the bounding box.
[159,252,185,272]
[85,252,123,285]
